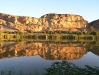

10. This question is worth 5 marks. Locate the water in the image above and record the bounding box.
[0,41,99,74]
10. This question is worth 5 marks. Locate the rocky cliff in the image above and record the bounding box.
[0,42,87,60]
[0,13,88,31]
[86,19,99,31]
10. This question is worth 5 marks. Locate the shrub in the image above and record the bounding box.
[45,61,99,75]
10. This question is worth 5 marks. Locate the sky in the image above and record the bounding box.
[0,0,99,22]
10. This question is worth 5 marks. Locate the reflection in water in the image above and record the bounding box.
[0,41,99,74]
[0,41,95,60]
[88,45,99,56]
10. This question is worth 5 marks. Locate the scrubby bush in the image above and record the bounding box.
[45,61,99,75]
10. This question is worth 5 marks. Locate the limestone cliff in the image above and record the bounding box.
[40,14,88,31]
[0,42,87,60]
[0,13,88,31]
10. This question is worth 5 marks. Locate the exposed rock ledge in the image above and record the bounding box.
[0,13,88,31]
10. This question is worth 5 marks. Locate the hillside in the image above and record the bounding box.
[86,19,99,31]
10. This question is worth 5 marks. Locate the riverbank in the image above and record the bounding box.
[0,30,99,42]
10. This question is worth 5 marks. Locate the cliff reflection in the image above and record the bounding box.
[0,41,95,60]
[87,44,99,56]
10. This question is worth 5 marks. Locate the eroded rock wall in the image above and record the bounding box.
[0,13,88,31]
[40,14,88,31]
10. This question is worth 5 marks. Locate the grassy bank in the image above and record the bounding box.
[0,30,99,42]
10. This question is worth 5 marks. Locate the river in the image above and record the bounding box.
[0,41,99,74]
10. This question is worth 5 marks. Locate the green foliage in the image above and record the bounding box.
[61,35,75,40]
[1,30,99,41]
[89,31,99,35]
[45,61,99,75]
[15,30,23,35]
[0,61,99,75]
[71,31,83,35]
[27,30,34,33]
[38,35,46,39]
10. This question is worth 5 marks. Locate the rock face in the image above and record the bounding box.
[0,42,87,60]
[40,14,88,31]
[86,19,99,31]
[0,13,88,31]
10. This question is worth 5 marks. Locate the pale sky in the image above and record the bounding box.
[0,0,99,22]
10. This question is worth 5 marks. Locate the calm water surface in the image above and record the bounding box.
[0,41,99,74]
